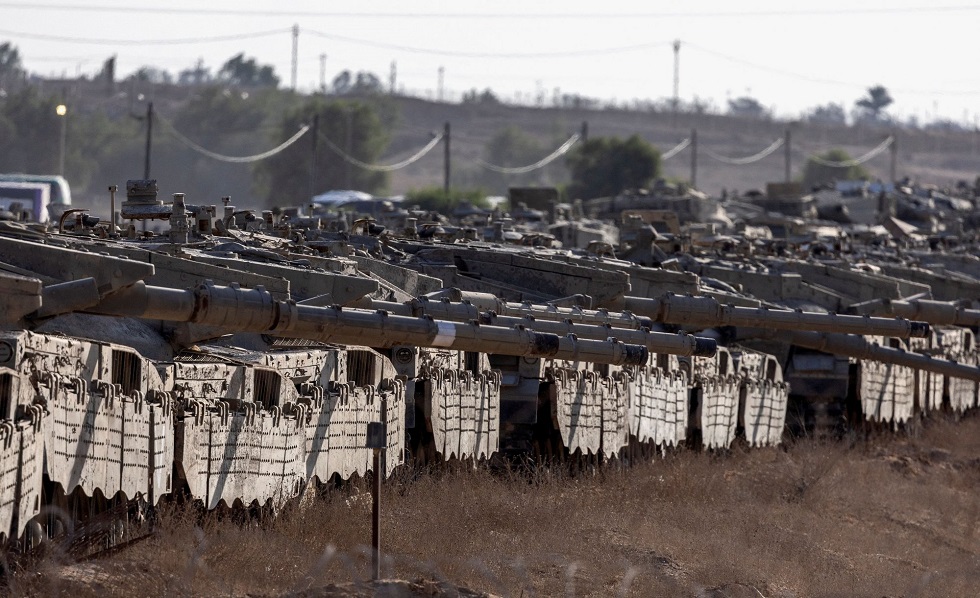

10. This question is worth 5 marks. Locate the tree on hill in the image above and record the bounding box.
[800,148,871,189]
[565,135,660,199]
[462,88,500,105]
[217,53,279,88]
[727,96,769,119]
[331,70,384,95]
[131,66,173,85]
[0,41,24,87]
[855,85,893,122]
[806,102,847,125]
[178,59,212,85]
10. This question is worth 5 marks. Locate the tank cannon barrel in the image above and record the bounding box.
[621,294,930,339]
[474,313,716,358]
[851,298,980,328]
[86,281,649,366]
[350,296,715,358]
[784,330,980,383]
[409,290,657,331]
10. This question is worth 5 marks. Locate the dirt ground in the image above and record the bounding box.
[8,411,980,598]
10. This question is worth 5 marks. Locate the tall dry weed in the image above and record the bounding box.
[7,413,980,597]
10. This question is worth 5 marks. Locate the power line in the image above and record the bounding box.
[157,115,310,163]
[477,134,579,174]
[704,138,784,165]
[808,137,894,167]
[304,29,670,58]
[3,2,980,18]
[318,132,444,172]
[687,42,980,97]
[660,138,691,161]
[0,27,291,45]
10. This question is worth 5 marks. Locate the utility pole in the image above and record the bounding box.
[319,53,327,93]
[890,133,898,183]
[438,66,444,102]
[291,24,299,91]
[345,107,353,189]
[365,419,386,583]
[580,121,588,143]
[56,103,67,176]
[443,122,451,196]
[784,128,792,183]
[389,61,397,95]
[672,40,681,123]
[144,102,153,179]
[309,113,319,201]
[690,128,697,189]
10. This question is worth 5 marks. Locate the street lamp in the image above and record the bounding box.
[55,104,67,176]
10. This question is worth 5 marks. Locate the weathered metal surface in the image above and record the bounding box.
[626,363,688,448]
[550,369,601,455]
[301,378,405,482]
[601,372,630,457]
[179,401,305,510]
[858,344,915,424]
[549,368,628,456]
[698,375,741,449]
[426,368,500,460]
[0,271,43,323]
[732,349,789,446]
[0,408,45,541]
[43,376,163,499]
[742,380,789,447]
[934,327,979,412]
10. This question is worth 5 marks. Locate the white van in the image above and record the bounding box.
[0,174,72,222]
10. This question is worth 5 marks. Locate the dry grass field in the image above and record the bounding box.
[8,411,980,598]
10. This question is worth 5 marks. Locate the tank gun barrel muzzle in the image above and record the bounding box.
[852,298,980,328]
[622,294,930,339]
[785,330,980,383]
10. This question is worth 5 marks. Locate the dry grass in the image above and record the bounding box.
[7,412,980,597]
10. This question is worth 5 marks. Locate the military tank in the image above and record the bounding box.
[1,177,978,554]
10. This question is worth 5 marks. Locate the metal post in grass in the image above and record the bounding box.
[366,420,386,581]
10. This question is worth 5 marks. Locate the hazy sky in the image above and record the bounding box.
[4,0,980,125]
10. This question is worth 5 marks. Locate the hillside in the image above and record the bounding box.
[56,81,980,210]
[384,96,980,200]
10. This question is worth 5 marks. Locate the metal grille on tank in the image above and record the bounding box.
[465,351,480,374]
[264,336,328,349]
[253,369,281,410]
[111,350,141,395]
[347,350,377,387]
[0,373,11,420]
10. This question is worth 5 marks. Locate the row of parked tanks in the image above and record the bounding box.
[1,179,979,549]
